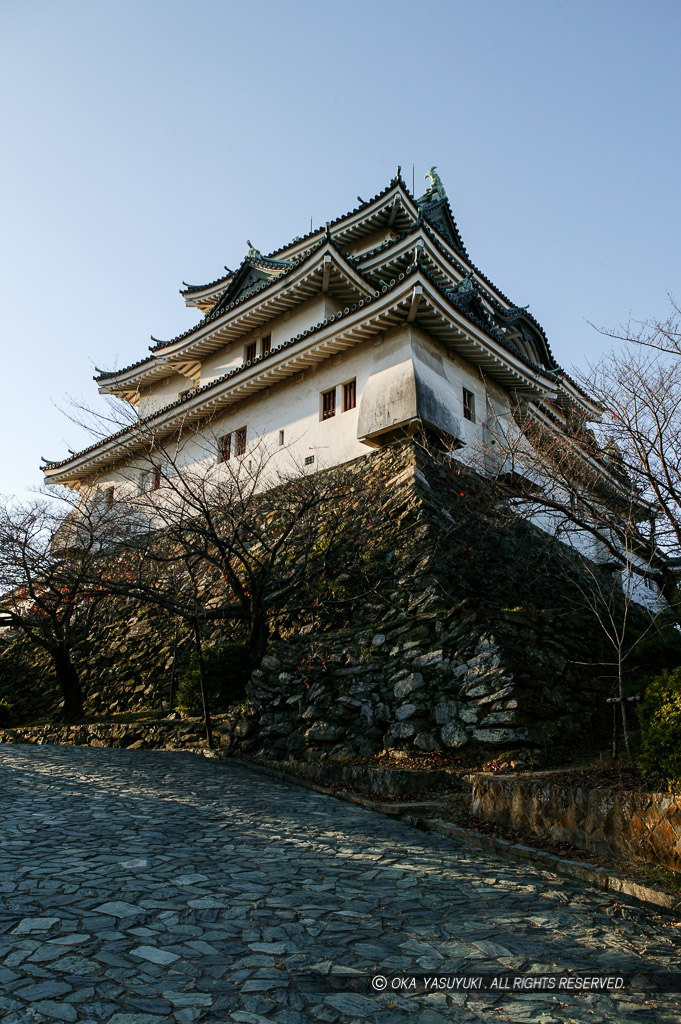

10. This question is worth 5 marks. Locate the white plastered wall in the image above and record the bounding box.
[199,295,340,388]
[92,324,481,492]
[137,373,195,418]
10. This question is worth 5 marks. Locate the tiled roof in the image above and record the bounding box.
[96,239,369,385]
[178,175,408,297]
[95,353,156,382]
[46,270,416,473]
[180,269,233,295]
[151,240,327,353]
[46,262,585,475]
[264,174,409,260]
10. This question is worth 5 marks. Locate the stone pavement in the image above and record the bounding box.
[0,746,679,1024]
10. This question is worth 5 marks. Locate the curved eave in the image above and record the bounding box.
[529,403,645,505]
[177,178,418,310]
[265,179,419,262]
[44,269,577,486]
[151,242,375,359]
[359,226,499,309]
[96,243,374,395]
[552,374,603,419]
[180,271,234,310]
[411,280,572,402]
[357,220,524,322]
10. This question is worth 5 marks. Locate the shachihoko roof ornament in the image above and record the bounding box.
[421,166,447,204]
[451,270,474,294]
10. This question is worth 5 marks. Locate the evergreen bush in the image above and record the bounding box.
[639,667,681,788]
[177,642,250,716]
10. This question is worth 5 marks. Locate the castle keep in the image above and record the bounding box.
[41,168,600,495]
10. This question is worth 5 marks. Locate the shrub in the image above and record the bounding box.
[0,699,11,726]
[177,642,249,716]
[639,667,681,788]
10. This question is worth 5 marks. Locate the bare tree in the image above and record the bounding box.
[577,306,681,613]
[0,493,118,721]
[102,431,362,652]
[70,418,376,744]
[563,515,668,760]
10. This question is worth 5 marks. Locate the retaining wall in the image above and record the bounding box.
[471,772,681,871]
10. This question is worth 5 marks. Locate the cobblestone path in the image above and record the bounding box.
[0,745,679,1024]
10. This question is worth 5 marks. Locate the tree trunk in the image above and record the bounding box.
[248,611,269,672]
[168,617,179,711]
[52,646,84,722]
[617,662,632,760]
[193,620,213,750]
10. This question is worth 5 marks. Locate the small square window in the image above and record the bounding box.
[305,455,315,466]
[218,433,231,462]
[235,426,247,456]
[245,342,257,363]
[261,335,271,355]
[279,429,285,446]
[322,388,336,420]
[343,379,356,411]
[463,387,476,422]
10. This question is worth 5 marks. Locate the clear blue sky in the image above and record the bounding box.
[2,0,679,497]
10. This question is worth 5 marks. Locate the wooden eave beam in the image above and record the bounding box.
[407,285,423,323]
[321,254,331,294]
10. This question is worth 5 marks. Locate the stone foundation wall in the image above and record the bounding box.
[0,442,626,759]
[0,719,211,751]
[238,618,527,761]
[470,773,681,871]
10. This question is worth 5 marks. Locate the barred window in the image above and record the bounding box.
[343,379,356,411]
[261,334,271,355]
[140,467,161,493]
[322,388,336,420]
[463,387,476,422]
[245,342,257,363]
[235,426,247,456]
[218,434,231,462]
[305,455,315,466]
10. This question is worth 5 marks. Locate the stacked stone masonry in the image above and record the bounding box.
[471,772,681,872]
[0,442,624,759]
